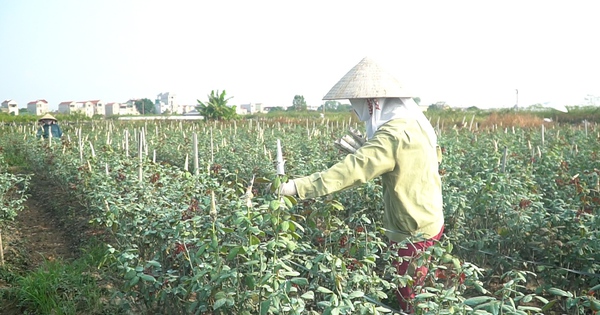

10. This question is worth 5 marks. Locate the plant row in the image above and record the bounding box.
[0,119,598,314]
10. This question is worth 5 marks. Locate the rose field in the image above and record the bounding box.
[0,112,599,315]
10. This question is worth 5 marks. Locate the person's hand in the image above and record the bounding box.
[277,180,297,196]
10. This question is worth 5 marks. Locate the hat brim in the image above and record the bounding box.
[323,57,412,100]
[38,114,58,122]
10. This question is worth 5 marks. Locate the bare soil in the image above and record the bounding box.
[0,183,77,315]
[4,198,76,268]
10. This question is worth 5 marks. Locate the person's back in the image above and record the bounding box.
[376,118,443,242]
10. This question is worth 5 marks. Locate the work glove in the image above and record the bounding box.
[277,180,297,196]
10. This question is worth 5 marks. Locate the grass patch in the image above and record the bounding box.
[1,243,125,315]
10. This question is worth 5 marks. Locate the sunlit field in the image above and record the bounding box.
[0,109,599,314]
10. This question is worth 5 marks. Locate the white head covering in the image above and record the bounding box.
[350,97,437,147]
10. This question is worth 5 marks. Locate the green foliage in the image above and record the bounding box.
[135,98,156,115]
[0,111,87,124]
[0,172,29,223]
[543,105,600,123]
[0,153,30,224]
[424,106,600,128]
[1,115,599,314]
[318,101,352,113]
[197,90,237,120]
[290,95,307,111]
[440,125,600,290]
[251,111,349,122]
[0,112,37,123]
[323,100,341,111]
[267,106,286,113]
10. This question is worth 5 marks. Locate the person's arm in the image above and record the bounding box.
[293,130,397,199]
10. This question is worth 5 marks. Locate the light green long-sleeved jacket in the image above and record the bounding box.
[294,118,444,243]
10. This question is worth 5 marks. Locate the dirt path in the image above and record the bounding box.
[2,196,75,271]
[0,190,77,315]
[23,197,74,263]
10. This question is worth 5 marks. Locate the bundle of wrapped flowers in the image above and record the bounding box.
[334,127,366,154]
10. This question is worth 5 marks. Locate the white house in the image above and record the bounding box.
[79,101,94,117]
[27,99,49,115]
[105,102,120,116]
[89,100,105,116]
[58,101,94,117]
[125,99,146,115]
[239,103,256,114]
[235,105,248,115]
[1,99,18,115]
[239,103,270,114]
[106,102,140,116]
[153,93,196,115]
[105,101,140,116]
[58,101,77,114]
[119,102,140,116]
[181,104,196,114]
[155,92,177,114]
[106,102,133,116]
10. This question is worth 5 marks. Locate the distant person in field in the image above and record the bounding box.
[36,113,63,139]
[277,57,444,313]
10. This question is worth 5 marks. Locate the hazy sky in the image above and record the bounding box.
[1,0,599,111]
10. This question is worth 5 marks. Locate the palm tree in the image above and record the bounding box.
[196,90,237,120]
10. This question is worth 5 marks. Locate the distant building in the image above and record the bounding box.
[239,103,270,114]
[153,92,198,114]
[27,99,49,115]
[118,102,140,116]
[105,102,120,116]
[181,104,196,114]
[236,103,292,114]
[235,105,248,115]
[81,101,94,117]
[239,103,256,114]
[58,101,77,114]
[124,99,149,115]
[58,101,94,117]
[155,92,177,114]
[89,100,105,116]
[106,102,140,116]
[1,99,18,115]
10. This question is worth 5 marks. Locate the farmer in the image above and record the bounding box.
[36,113,63,139]
[278,57,444,312]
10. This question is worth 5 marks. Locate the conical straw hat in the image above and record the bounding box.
[323,57,412,100]
[38,113,58,122]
